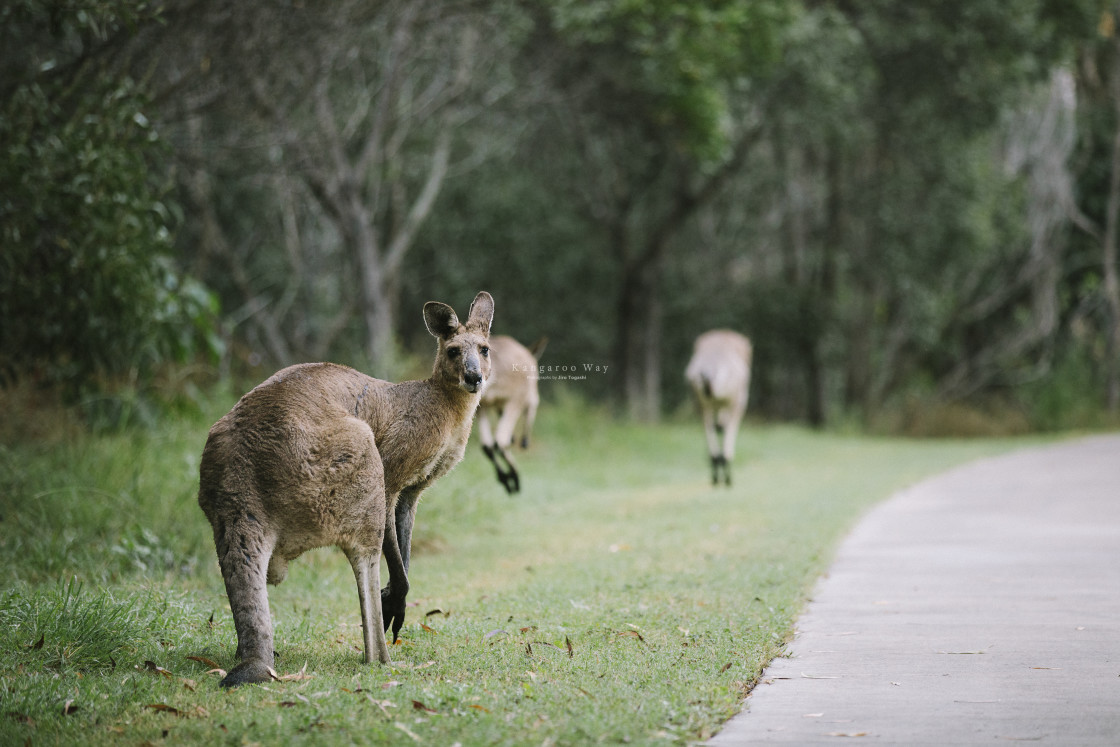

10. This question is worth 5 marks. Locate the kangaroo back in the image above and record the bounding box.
[685,329,752,486]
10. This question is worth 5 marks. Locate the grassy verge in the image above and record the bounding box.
[0,400,1054,745]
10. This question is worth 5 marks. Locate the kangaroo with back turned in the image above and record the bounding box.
[198,291,494,687]
[685,329,752,486]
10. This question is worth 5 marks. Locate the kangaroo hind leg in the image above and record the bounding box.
[214,516,277,687]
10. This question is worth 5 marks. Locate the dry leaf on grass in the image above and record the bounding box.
[277,663,313,682]
[144,704,181,717]
[412,699,438,714]
[143,661,173,677]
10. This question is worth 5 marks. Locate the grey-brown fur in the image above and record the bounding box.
[198,292,494,687]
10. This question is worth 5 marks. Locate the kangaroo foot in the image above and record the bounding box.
[499,469,520,494]
[381,586,406,643]
[220,659,275,688]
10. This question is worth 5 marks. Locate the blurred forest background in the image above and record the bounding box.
[4,0,1120,435]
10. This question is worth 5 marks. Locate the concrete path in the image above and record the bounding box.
[709,434,1120,745]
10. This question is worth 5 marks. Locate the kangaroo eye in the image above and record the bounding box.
[447,347,461,359]
[480,346,490,357]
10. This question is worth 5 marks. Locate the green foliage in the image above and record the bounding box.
[0,578,176,673]
[544,0,790,161]
[846,0,1084,136]
[2,0,1115,427]
[0,0,219,395]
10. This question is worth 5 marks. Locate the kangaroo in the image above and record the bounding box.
[685,329,752,486]
[198,291,494,687]
[477,335,547,494]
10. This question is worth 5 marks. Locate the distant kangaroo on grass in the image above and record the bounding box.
[685,329,752,486]
[477,335,547,494]
[198,291,494,687]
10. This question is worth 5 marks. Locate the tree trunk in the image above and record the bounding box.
[1102,109,1120,411]
[616,260,662,421]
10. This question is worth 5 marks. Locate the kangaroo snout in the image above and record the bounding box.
[463,368,483,392]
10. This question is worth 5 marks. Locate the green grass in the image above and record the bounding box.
[0,399,1055,745]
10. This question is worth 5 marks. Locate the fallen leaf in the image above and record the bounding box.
[803,713,824,718]
[424,608,449,618]
[186,655,221,669]
[938,651,985,655]
[181,679,197,692]
[381,680,402,689]
[420,623,436,633]
[143,661,173,677]
[565,635,574,658]
[205,668,227,678]
[31,635,44,650]
[995,735,1045,741]
[144,704,181,716]
[395,722,421,741]
[484,629,507,641]
[207,612,214,630]
[827,732,868,737]
[278,701,299,708]
[412,700,438,714]
[469,704,490,713]
[366,695,396,718]
[278,663,313,682]
[801,673,838,679]
[719,663,733,673]
[618,630,645,642]
[61,700,78,716]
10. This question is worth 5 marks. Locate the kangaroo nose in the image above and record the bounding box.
[464,370,482,389]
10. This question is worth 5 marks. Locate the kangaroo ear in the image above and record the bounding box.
[466,291,494,335]
[529,336,548,360]
[424,301,460,339]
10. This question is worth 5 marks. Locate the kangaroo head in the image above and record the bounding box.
[424,291,494,394]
